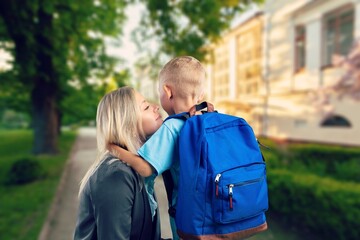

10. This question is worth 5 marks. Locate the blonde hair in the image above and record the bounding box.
[79,86,145,194]
[159,56,206,100]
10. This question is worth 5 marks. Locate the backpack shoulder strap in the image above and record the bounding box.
[162,101,216,218]
[164,112,190,122]
[162,170,176,217]
[188,101,215,116]
[164,101,216,122]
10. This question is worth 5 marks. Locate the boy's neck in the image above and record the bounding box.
[172,98,199,114]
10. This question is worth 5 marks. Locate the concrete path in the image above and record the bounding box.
[38,127,172,240]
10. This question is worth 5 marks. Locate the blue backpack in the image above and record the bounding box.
[163,102,268,239]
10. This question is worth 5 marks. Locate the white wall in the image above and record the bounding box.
[263,0,360,146]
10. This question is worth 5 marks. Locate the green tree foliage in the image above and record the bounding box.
[60,70,130,128]
[0,0,128,154]
[0,0,262,155]
[139,0,264,60]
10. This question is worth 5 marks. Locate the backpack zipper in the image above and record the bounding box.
[215,173,221,197]
[229,184,234,210]
[227,177,264,210]
[214,163,264,198]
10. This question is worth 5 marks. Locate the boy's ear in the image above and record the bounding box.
[163,85,173,99]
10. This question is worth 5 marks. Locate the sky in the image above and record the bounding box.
[0,48,12,71]
[105,3,151,70]
[104,3,260,72]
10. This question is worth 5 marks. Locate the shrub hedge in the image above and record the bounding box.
[5,158,46,185]
[287,145,360,182]
[260,140,360,182]
[267,169,360,240]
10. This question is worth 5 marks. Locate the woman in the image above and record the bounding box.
[74,86,163,240]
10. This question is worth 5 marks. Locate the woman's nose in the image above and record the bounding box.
[153,105,159,112]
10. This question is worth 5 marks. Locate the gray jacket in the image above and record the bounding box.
[74,155,161,240]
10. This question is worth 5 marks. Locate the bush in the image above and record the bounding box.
[333,158,360,182]
[268,169,360,240]
[288,145,360,182]
[259,138,360,182]
[5,158,46,185]
[257,137,285,168]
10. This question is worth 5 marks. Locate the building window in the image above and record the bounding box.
[323,6,354,66]
[295,26,306,72]
[212,46,229,99]
[236,25,262,96]
[321,115,351,127]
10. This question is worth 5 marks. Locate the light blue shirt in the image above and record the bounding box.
[138,118,184,240]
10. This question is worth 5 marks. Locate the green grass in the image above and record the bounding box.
[0,129,77,240]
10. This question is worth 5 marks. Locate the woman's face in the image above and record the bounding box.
[135,91,163,137]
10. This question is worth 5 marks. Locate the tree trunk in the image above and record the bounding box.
[57,109,62,135]
[31,8,59,154]
[31,81,59,154]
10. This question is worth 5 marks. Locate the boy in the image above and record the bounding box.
[109,56,206,239]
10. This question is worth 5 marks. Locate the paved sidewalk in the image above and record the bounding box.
[38,127,172,240]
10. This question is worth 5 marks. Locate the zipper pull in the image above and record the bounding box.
[214,174,221,197]
[229,184,234,210]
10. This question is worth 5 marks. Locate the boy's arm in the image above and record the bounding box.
[108,144,154,177]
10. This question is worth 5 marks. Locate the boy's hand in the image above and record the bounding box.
[107,143,122,158]
[106,142,154,177]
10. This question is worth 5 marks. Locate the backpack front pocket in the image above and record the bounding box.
[212,163,268,224]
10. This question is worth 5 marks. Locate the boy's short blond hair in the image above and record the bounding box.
[159,56,206,99]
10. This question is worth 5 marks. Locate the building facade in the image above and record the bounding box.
[206,0,360,146]
[206,10,264,132]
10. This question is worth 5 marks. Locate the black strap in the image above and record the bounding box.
[164,102,216,122]
[188,101,215,116]
[257,139,270,150]
[195,101,208,111]
[162,170,176,218]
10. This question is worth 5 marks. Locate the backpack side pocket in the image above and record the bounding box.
[213,163,268,224]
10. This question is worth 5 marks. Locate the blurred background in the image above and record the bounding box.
[0,0,359,239]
